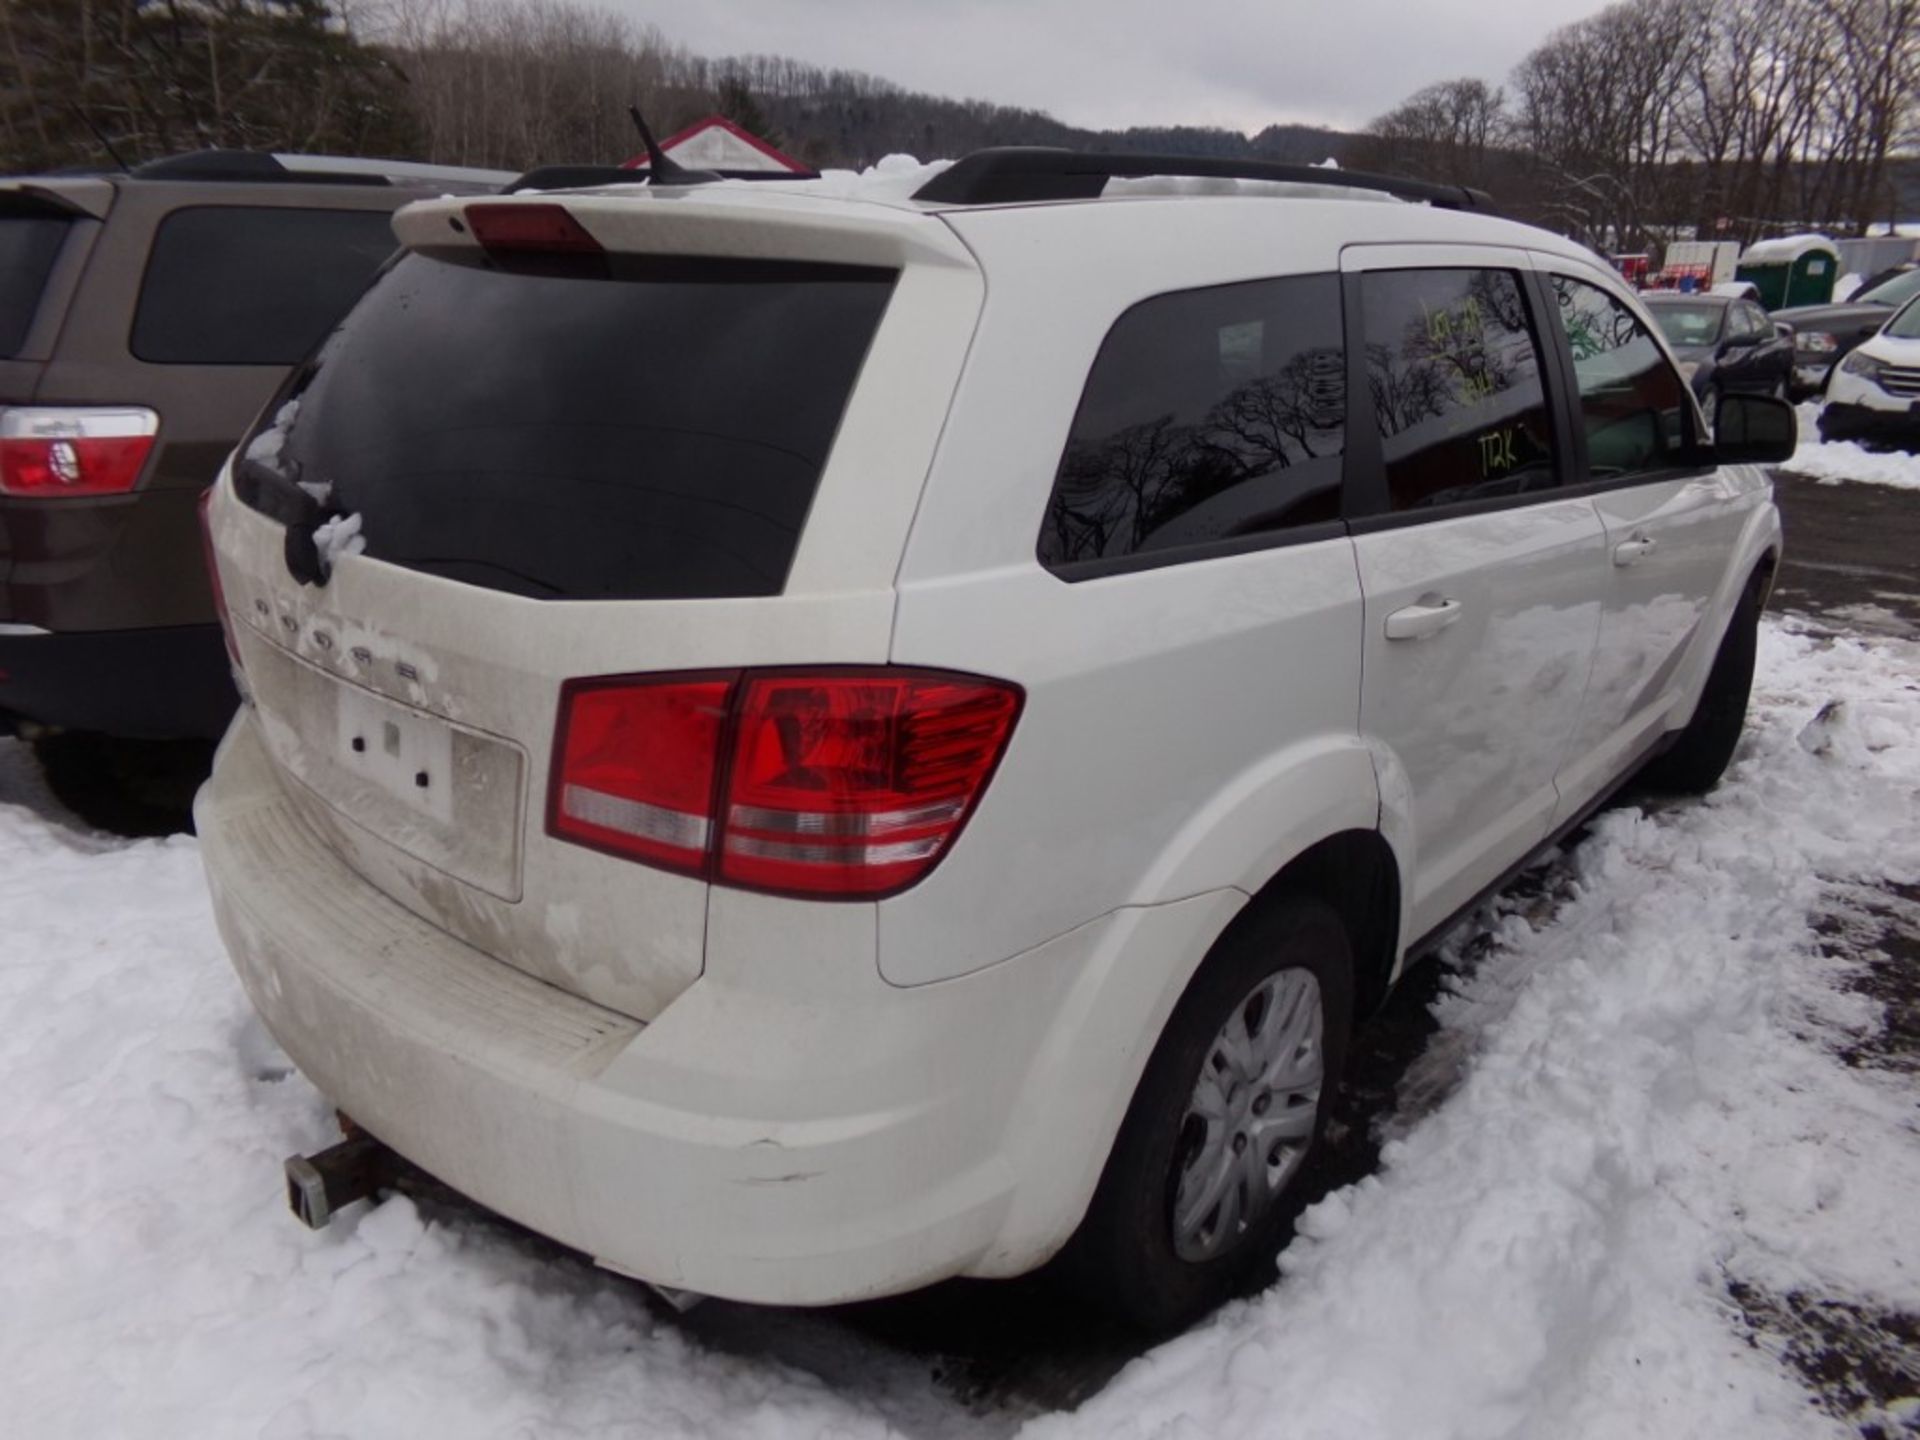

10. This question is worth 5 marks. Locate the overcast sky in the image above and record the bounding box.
[610,0,1613,134]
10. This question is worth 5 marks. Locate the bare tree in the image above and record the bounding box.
[1359,78,1506,189]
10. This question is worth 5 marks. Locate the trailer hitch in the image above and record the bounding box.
[284,1131,395,1229]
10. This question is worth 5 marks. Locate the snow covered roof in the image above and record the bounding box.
[622,116,810,175]
[1740,232,1839,265]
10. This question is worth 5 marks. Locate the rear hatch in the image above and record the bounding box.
[0,180,110,598]
[207,187,983,1020]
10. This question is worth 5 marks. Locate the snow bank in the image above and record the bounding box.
[1042,622,1920,1440]
[1786,402,1920,490]
[3,618,1918,1439]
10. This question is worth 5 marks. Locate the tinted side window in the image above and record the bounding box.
[131,206,397,364]
[1552,277,1693,480]
[1741,303,1774,341]
[1038,274,1346,572]
[0,215,71,358]
[1361,268,1558,512]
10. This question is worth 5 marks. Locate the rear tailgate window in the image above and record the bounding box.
[0,211,72,357]
[240,251,896,600]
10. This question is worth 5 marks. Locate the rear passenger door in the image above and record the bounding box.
[1342,247,1606,943]
[1537,266,1749,819]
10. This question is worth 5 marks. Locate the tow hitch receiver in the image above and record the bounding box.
[285,1132,393,1229]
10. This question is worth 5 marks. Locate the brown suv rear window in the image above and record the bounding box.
[240,251,895,601]
[131,206,397,365]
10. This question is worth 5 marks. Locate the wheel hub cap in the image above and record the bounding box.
[1171,967,1325,1263]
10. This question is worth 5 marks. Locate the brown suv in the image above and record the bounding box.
[0,149,506,820]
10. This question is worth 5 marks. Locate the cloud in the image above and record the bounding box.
[612,0,1609,133]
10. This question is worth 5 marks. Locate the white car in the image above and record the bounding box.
[197,150,1793,1333]
[1818,295,1920,450]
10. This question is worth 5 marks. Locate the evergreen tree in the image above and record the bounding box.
[0,0,418,173]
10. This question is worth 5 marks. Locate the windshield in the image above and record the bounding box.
[1647,303,1722,348]
[1857,269,1920,308]
[239,251,896,601]
[1884,297,1920,340]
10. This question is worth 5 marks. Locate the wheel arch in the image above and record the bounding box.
[976,824,1404,1280]
[1236,827,1402,1017]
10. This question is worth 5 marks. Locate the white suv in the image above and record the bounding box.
[197,149,1794,1332]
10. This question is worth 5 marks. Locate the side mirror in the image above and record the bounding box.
[1774,322,1794,341]
[1714,392,1797,464]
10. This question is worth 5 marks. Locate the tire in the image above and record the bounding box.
[1637,577,1761,796]
[1062,894,1354,1334]
[32,731,213,837]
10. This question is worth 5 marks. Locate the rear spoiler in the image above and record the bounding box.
[0,178,114,220]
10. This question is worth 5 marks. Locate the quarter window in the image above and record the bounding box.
[1038,274,1346,572]
[0,214,71,358]
[1361,268,1558,512]
[131,206,397,364]
[1551,277,1694,479]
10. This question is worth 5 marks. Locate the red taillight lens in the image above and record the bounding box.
[547,668,1022,899]
[465,203,603,254]
[198,486,242,673]
[720,673,1022,897]
[549,676,734,876]
[0,407,159,496]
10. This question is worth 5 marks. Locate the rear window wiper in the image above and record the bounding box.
[235,456,327,529]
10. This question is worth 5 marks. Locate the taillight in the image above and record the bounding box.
[550,676,732,876]
[720,673,1022,896]
[465,203,603,255]
[0,407,159,496]
[547,668,1023,900]
[198,486,242,673]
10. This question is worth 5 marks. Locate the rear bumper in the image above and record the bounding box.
[196,713,1195,1305]
[1816,401,1920,451]
[0,622,237,738]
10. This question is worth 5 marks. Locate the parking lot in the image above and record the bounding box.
[1773,470,1920,637]
[2,464,1916,1439]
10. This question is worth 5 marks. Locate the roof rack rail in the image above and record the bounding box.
[128,150,513,190]
[131,150,387,186]
[911,147,1496,213]
[504,162,821,193]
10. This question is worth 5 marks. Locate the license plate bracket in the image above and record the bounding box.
[335,684,456,825]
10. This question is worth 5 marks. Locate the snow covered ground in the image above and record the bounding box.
[4,626,1917,1438]
[1787,401,1920,492]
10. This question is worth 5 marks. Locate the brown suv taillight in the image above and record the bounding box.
[0,407,160,496]
[549,668,1023,899]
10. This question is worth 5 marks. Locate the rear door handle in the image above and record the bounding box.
[1613,535,1658,566]
[1384,597,1463,641]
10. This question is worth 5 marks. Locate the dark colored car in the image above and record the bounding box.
[1773,266,1920,396]
[0,149,505,822]
[1641,293,1794,409]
